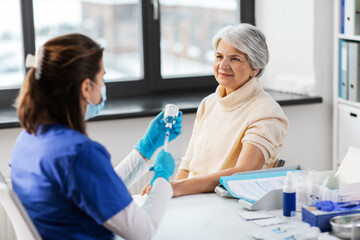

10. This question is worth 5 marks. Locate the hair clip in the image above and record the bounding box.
[25,47,45,80]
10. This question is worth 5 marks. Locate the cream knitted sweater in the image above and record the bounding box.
[179,78,289,178]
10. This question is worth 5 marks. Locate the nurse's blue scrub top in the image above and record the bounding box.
[10,124,133,240]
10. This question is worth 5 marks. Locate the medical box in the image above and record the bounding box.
[302,204,360,232]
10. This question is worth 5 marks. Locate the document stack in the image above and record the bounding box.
[339,40,360,101]
[339,0,360,101]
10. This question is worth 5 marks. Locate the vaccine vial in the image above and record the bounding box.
[163,104,179,152]
[164,104,179,129]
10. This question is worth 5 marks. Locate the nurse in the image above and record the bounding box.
[10,33,182,240]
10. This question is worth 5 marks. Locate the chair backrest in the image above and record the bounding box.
[0,172,42,240]
[273,159,286,168]
[0,172,6,185]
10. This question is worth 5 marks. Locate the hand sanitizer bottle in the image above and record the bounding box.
[283,171,296,217]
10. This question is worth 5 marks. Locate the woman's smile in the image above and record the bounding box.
[219,72,233,78]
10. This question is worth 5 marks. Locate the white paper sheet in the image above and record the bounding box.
[335,146,360,183]
[227,176,285,202]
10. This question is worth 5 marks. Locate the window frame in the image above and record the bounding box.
[0,0,254,108]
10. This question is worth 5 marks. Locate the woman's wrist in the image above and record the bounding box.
[170,180,183,197]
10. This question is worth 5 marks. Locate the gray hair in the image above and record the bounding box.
[212,23,269,78]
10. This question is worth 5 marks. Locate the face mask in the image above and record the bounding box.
[85,82,107,120]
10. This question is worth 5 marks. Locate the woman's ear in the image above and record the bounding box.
[251,69,260,78]
[80,78,92,100]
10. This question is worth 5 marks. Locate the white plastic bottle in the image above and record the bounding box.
[296,183,306,212]
[304,171,315,205]
[283,172,296,217]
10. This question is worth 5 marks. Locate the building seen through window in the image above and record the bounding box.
[0,0,23,89]
[33,0,142,82]
[0,0,239,88]
[160,0,237,78]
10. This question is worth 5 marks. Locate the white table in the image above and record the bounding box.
[134,193,281,240]
[133,193,344,240]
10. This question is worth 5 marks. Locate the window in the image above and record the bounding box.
[160,0,238,78]
[33,0,143,82]
[0,0,23,89]
[0,0,254,109]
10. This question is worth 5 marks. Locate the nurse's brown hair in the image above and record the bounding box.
[15,33,103,134]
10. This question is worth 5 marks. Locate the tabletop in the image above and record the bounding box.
[133,193,343,240]
[134,193,283,240]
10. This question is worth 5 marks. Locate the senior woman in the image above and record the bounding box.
[142,23,288,197]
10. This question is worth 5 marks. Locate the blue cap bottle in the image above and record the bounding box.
[283,171,296,217]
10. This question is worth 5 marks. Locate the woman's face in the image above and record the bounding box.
[88,58,105,104]
[213,40,255,95]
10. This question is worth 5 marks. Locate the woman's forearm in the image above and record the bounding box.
[172,143,265,197]
[171,168,239,197]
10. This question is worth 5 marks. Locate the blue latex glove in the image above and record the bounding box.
[316,200,360,212]
[315,201,337,212]
[134,110,182,159]
[149,149,175,186]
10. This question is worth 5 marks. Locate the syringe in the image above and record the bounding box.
[163,104,179,152]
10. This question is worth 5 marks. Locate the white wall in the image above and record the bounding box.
[0,127,22,178]
[256,0,317,95]
[256,0,333,102]
[280,104,332,170]
[255,0,334,170]
[0,0,334,182]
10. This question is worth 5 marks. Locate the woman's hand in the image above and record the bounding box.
[141,168,189,196]
[141,180,182,197]
[140,183,152,196]
[149,149,175,185]
[134,111,183,159]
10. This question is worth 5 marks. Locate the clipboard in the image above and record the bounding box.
[215,165,310,211]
